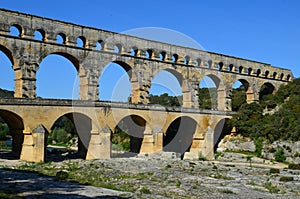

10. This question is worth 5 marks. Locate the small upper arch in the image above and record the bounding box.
[34,29,46,41]
[9,24,23,37]
[56,32,67,44]
[76,36,87,48]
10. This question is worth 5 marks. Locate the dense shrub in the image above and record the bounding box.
[49,127,71,144]
[279,176,294,182]
[288,164,300,170]
[0,123,9,140]
[230,78,300,143]
[274,147,286,162]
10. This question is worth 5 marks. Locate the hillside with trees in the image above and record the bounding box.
[230,78,300,142]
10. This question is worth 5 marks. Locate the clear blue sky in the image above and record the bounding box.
[0,0,299,100]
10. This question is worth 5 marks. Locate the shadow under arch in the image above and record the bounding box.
[163,116,197,156]
[47,112,92,162]
[213,118,232,152]
[112,114,146,158]
[0,109,24,159]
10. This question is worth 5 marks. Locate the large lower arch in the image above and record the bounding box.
[37,53,80,99]
[99,61,132,102]
[163,116,197,156]
[112,114,146,157]
[0,110,24,159]
[47,112,92,161]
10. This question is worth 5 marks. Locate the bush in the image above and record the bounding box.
[50,128,70,144]
[274,147,286,162]
[288,164,300,170]
[0,123,9,140]
[279,176,294,182]
[255,137,263,157]
[55,170,69,181]
[269,168,280,174]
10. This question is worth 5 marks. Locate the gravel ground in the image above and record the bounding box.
[0,152,300,198]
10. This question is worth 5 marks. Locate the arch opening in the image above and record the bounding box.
[0,110,24,159]
[96,40,104,50]
[34,29,45,41]
[114,44,122,54]
[0,49,14,96]
[259,82,275,101]
[112,115,145,158]
[146,49,153,59]
[238,66,243,74]
[248,68,253,75]
[218,62,224,71]
[228,64,234,72]
[76,36,86,48]
[232,80,249,111]
[37,54,79,99]
[47,112,92,161]
[207,60,212,69]
[163,116,197,157]
[172,54,178,63]
[149,69,182,107]
[195,58,201,67]
[199,75,219,110]
[265,70,270,78]
[10,25,22,37]
[56,33,66,44]
[159,51,166,61]
[99,61,132,102]
[130,47,138,56]
[184,56,190,65]
[256,69,261,77]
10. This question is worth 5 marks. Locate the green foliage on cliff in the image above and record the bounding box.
[0,88,14,98]
[230,78,300,142]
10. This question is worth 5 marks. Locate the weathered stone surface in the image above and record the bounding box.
[0,154,299,198]
[263,141,300,164]
[218,134,256,152]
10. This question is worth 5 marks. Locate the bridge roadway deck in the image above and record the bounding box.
[0,98,234,116]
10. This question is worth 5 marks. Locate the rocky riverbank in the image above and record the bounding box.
[0,152,300,198]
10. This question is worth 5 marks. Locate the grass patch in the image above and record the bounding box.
[263,182,280,194]
[279,176,294,182]
[140,187,151,194]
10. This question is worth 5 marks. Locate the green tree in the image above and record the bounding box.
[0,122,9,140]
[230,78,300,143]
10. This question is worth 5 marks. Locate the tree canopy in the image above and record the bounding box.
[230,78,300,142]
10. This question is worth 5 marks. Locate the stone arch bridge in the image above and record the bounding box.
[0,9,293,162]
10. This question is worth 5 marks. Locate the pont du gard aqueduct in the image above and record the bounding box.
[0,8,294,162]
